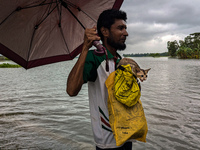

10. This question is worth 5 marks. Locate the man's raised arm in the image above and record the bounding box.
[66,26,100,96]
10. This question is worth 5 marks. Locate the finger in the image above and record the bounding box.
[85,27,100,41]
[86,27,96,34]
[92,26,97,30]
[86,30,98,39]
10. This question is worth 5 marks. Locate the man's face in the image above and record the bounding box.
[107,19,128,50]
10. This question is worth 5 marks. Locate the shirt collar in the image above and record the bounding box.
[103,45,122,59]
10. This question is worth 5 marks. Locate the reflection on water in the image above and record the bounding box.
[0,57,200,150]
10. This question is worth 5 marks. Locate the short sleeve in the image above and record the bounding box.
[83,51,98,83]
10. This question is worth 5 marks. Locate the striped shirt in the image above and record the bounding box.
[83,49,121,149]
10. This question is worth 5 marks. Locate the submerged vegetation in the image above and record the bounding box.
[0,56,21,68]
[0,56,10,60]
[167,32,200,59]
[0,63,21,68]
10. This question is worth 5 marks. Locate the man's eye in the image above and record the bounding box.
[118,26,125,30]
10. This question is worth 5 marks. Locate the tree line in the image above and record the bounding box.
[123,52,168,57]
[167,32,200,59]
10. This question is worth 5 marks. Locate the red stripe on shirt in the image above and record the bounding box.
[101,116,111,128]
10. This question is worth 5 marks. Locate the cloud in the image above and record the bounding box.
[121,0,200,54]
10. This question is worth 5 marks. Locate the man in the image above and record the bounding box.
[67,9,131,149]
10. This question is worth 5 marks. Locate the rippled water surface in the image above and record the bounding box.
[0,57,200,150]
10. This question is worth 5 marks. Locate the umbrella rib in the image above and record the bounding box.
[79,9,97,23]
[27,29,37,64]
[21,1,57,10]
[37,2,53,25]
[24,0,48,7]
[26,1,58,63]
[60,1,87,57]
[0,1,57,26]
[61,1,85,30]
[37,3,58,27]
[60,26,71,58]
[56,0,62,26]
[57,2,71,58]
[0,10,16,26]
[63,1,78,9]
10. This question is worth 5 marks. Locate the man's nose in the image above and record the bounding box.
[124,29,128,36]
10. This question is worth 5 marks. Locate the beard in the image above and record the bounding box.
[107,36,126,51]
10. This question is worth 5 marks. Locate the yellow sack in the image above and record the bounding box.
[105,68,148,146]
[114,64,140,107]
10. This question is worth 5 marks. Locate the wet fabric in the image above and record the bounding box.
[105,67,148,146]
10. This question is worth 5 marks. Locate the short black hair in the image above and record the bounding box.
[97,9,127,41]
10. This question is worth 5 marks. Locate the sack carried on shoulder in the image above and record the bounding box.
[105,65,148,146]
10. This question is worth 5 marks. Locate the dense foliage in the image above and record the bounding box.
[167,40,179,57]
[167,32,200,59]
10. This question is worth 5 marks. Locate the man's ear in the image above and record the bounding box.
[101,27,109,37]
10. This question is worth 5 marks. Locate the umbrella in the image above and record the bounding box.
[0,0,123,69]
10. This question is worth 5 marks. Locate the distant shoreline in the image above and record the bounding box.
[123,52,169,57]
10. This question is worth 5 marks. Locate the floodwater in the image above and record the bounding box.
[0,57,200,150]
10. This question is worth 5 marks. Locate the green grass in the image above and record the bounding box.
[0,63,21,68]
[0,56,10,60]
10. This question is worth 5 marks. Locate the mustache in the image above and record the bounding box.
[121,37,127,41]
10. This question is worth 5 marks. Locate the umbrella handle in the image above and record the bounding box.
[93,41,109,72]
[93,41,105,56]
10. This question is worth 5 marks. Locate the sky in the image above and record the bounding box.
[120,0,200,54]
